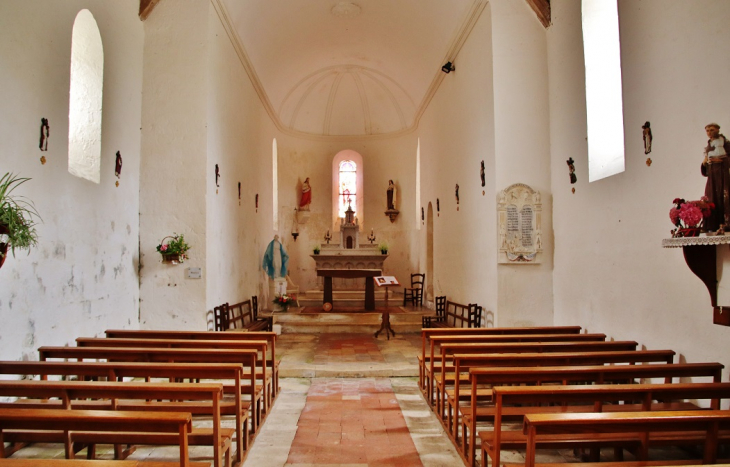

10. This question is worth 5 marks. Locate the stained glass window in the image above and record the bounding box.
[338,160,357,218]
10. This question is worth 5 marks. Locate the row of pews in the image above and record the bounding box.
[0,329,281,467]
[419,326,730,467]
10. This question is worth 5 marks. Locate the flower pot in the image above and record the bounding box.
[161,253,184,264]
[0,224,9,270]
[675,227,701,238]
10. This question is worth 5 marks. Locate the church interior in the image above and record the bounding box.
[2,0,730,466]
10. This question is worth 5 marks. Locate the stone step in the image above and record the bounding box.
[262,308,433,334]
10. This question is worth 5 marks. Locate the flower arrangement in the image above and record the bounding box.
[670,197,714,237]
[378,242,389,254]
[313,244,321,255]
[156,233,191,263]
[272,294,295,311]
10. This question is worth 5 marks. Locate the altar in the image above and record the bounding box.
[311,203,388,293]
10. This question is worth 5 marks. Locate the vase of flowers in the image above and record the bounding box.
[272,294,295,312]
[156,233,191,264]
[670,197,714,238]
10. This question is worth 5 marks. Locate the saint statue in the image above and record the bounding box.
[386,180,397,210]
[262,235,289,279]
[701,123,730,233]
[299,177,311,211]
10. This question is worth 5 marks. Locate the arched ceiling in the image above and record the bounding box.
[143,0,550,139]
[215,0,486,139]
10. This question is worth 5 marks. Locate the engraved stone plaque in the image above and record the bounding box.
[498,183,542,264]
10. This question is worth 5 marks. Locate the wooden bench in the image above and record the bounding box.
[214,297,271,332]
[0,408,193,466]
[518,410,730,467]
[428,334,609,411]
[75,337,274,419]
[426,339,638,410]
[462,362,725,467]
[0,361,251,465]
[0,380,231,467]
[0,461,208,467]
[0,460,208,467]
[422,298,482,329]
[418,326,583,391]
[36,347,263,450]
[104,329,280,400]
[483,382,730,467]
[445,350,676,440]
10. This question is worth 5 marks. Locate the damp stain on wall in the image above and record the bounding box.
[24,318,36,348]
[54,243,66,260]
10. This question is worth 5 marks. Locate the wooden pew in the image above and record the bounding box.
[428,334,609,411]
[0,380,231,467]
[483,382,730,467]
[75,337,273,414]
[103,329,280,400]
[0,361,251,466]
[426,339,638,410]
[0,461,207,467]
[519,410,730,467]
[446,350,676,440]
[0,408,193,466]
[214,298,271,332]
[462,362,725,467]
[419,326,583,391]
[422,299,482,329]
[36,347,264,448]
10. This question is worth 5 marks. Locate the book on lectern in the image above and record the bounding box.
[374,276,399,286]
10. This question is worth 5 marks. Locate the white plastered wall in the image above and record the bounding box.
[0,0,143,358]
[416,3,498,318]
[139,0,208,329]
[205,5,278,317]
[549,0,730,378]
[491,0,554,327]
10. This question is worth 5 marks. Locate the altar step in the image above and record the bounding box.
[267,308,432,334]
[297,289,404,309]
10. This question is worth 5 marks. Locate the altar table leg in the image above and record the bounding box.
[365,277,375,311]
[323,276,333,306]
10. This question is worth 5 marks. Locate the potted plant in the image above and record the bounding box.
[272,293,295,312]
[669,197,714,238]
[313,244,321,255]
[0,173,41,269]
[378,241,389,254]
[156,233,191,264]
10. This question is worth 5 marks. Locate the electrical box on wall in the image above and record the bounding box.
[186,267,202,279]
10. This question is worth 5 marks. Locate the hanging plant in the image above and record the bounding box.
[0,173,41,269]
[156,233,191,264]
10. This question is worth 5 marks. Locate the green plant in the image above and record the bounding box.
[313,244,321,254]
[0,173,41,259]
[378,241,389,254]
[156,233,191,261]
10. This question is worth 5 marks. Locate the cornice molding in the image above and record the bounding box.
[525,0,551,28]
[139,0,162,21]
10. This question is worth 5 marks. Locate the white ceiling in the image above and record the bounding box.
[218,0,486,139]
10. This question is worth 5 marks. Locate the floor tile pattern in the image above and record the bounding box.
[312,335,386,365]
[286,379,423,466]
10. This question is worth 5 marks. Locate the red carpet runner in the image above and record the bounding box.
[286,379,424,466]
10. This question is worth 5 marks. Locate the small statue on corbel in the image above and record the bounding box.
[385,179,400,223]
[114,151,122,187]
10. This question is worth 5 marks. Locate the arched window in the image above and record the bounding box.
[68,9,103,183]
[331,150,364,229]
[338,160,357,217]
[582,0,625,181]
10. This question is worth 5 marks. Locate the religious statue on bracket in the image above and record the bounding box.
[385,179,399,222]
[297,177,312,224]
[497,183,543,264]
[114,151,122,187]
[39,117,49,165]
[701,122,730,234]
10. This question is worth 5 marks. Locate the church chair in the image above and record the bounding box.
[403,273,425,306]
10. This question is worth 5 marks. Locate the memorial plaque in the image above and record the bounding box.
[498,184,542,264]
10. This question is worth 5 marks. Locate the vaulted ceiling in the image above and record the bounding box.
[142,0,550,140]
